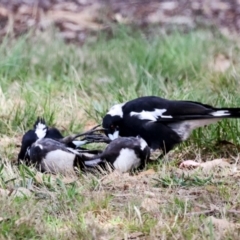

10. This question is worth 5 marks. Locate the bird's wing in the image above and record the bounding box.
[35,138,70,153]
[46,128,64,139]
[124,96,240,122]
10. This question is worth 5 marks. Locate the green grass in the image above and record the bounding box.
[0,27,240,239]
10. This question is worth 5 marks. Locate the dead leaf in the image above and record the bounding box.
[47,9,104,30]
[0,217,10,222]
[0,6,8,17]
[200,158,231,172]
[60,176,78,184]
[0,188,10,197]
[114,13,130,24]
[127,232,144,239]
[34,172,44,184]
[144,191,155,197]
[179,159,231,172]
[58,31,76,40]
[141,198,159,212]
[179,160,201,169]
[11,187,32,198]
[206,216,240,233]
[137,169,156,177]
[100,171,123,185]
[211,54,231,73]
[15,217,28,226]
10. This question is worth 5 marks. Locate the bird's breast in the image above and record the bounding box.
[113,148,141,173]
[40,149,76,174]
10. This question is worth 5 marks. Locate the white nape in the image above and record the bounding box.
[108,131,119,140]
[41,149,75,174]
[35,122,47,139]
[107,103,125,117]
[113,148,141,173]
[210,110,230,117]
[130,108,172,121]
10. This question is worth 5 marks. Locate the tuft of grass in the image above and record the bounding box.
[153,173,214,188]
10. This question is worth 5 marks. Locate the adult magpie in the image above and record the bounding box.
[17,117,98,164]
[83,135,150,173]
[102,96,240,154]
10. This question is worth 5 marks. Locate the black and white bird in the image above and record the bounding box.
[26,127,105,174]
[29,138,99,174]
[83,136,150,173]
[102,96,240,154]
[18,117,94,164]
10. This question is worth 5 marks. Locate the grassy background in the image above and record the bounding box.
[0,27,240,239]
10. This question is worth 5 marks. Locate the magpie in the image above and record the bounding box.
[83,135,150,173]
[102,96,240,154]
[29,138,99,174]
[17,117,98,164]
[27,127,105,174]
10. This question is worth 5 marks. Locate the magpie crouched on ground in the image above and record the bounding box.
[17,117,95,164]
[29,138,100,174]
[23,125,104,174]
[102,96,240,154]
[83,135,151,173]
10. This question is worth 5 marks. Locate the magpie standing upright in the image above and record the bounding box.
[102,96,240,154]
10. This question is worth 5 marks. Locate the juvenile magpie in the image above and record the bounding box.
[18,117,98,164]
[18,118,60,164]
[29,138,100,174]
[84,135,150,173]
[27,127,105,174]
[102,96,240,154]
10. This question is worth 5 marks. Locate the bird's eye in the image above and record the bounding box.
[110,125,114,129]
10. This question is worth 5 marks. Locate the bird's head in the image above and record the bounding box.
[33,117,48,140]
[102,103,125,140]
[102,114,122,140]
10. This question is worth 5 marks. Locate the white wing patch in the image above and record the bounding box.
[113,148,141,173]
[130,108,172,121]
[210,110,230,117]
[35,122,47,139]
[107,103,125,117]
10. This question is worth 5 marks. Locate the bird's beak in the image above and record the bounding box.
[72,140,87,147]
[108,130,119,140]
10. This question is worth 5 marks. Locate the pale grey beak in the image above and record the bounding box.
[108,131,119,140]
[72,140,87,147]
[84,158,102,166]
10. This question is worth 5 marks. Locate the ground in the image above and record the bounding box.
[1,28,240,239]
[1,0,240,43]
